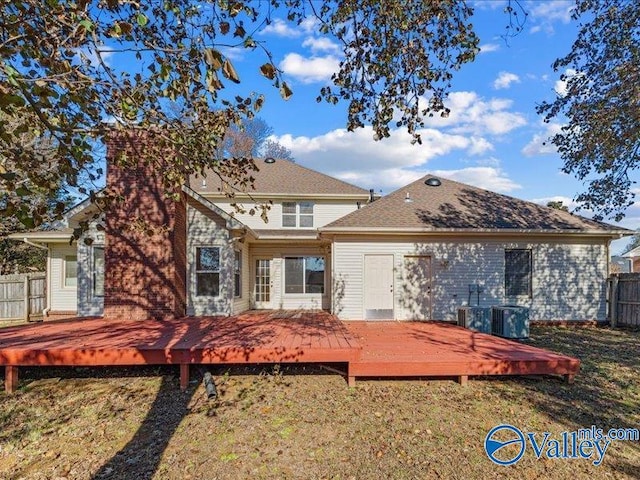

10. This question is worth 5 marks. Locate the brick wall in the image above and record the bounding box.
[103,130,187,321]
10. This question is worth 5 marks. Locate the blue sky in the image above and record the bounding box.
[102,1,636,252]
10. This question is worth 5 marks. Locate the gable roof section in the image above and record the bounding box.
[182,185,253,234]
[191,158,371,198]
[322,175,629,236]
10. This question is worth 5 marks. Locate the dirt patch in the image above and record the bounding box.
[1,326,639,479]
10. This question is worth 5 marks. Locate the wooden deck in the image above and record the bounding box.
[0,312,580,393]
[346,321,580,384]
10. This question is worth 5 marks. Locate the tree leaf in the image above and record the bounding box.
[279,82,293,101]
[204,49,223,70]
[260,63,276,80]
[136,13,148,27]
[222,59,241,84]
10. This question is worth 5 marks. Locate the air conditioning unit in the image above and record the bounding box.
[491,306,530,339]
[457,307,492,334]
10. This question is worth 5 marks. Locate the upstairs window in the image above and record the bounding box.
[282,202,314,228]
[505,249,532,297]
[196,247,220,297]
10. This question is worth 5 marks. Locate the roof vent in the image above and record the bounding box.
[425,177,441,187]
[404,192,413,203]
[264,157,276,164]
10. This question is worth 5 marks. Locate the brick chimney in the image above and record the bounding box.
[102,130,187,321]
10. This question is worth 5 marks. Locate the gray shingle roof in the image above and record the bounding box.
[191,158,370,197]
[323,175,629,234]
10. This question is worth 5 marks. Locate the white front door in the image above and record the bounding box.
[364,254,394,320]
[253,258,272,309]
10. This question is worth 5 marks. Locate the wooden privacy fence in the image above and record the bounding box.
[0,273,46,322]
[607,273,640,327]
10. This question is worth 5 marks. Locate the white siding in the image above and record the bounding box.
[332,236,608,321]
[212,199,361,229]
[49,244,78,311]
[77,221,105,317]
[232,241,251,314]
[249,244,330,310]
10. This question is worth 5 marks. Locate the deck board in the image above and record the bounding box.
[345,321,580,378]
[0,313,580,392]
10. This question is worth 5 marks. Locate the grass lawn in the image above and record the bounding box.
[1,325,639,479]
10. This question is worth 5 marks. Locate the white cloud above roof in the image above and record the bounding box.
[279,53,339,83]
[522,123,563,156]
[431,167,521,193]
[493,71,521,90]
[421,91,527,135]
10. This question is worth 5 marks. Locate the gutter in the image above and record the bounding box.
[319,227,631,238]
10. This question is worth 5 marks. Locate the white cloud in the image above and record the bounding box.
[493,71,520,90]
[554,68,579,96]
[279,53,340,83]
[479,43,500,54]
[531,0,574,24]
[521,123,563,156]
[77,47,114,67]
[422,91,527,136]
[431,167,521,193]
[302,37,341,54]
[468,137,494,155]
[273,123,514,192]
[529,1,575,34]
[261,18,317,37]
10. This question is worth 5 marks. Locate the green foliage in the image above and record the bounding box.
[1,1,481,227]
[538,0,640,221]
[546,200,570,212]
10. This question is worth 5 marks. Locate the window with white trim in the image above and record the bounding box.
[282,202,314,228]
[233,250,241,298]
[93,247,105,296]
[284,256,325,294]
[505,249,532,297]
[64,255,77,287]
[196,247,220,297]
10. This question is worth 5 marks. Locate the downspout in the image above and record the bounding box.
[22,238,48,251]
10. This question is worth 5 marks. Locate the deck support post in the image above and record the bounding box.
[347,375,356,387]
[457,375,468,386]
[180,364,189,391]
[5,366,18,394]
[564,374,575,384]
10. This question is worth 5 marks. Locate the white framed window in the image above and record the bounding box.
[196,246,221,297]
[284,256,325,294]
[234,250,242,298]
[93,247,105,296]
[505,249,532,297]
[64,255,77,288]
[282,202,314,228]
